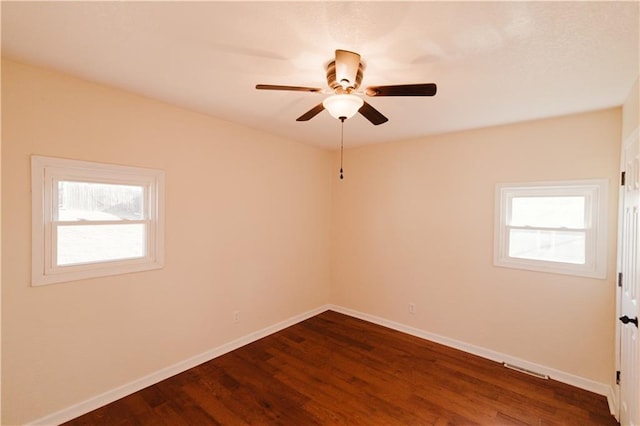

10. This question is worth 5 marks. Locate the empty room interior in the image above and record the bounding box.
[1,2,639,425]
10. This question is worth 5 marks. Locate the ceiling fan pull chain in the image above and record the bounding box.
[340,117,345,180]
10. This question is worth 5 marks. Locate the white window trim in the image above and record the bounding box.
[32,156,165,286]
[494,179,608,279]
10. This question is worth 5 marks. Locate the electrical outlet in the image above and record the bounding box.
[233,310,240,323]
[409,303,416,314]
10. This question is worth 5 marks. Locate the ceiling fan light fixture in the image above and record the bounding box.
[256,49,436,125]
[323,94,363,120]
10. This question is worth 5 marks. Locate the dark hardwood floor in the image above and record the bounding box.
[64,310,618,425]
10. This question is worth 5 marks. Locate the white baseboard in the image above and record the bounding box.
[328,305,615,411]
[27,305,330,426]
[29,304,616,424]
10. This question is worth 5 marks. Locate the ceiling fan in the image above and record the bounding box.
[256,49,437,125]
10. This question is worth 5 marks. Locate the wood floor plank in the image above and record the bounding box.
[64,310,618,425]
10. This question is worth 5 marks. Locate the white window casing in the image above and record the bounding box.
[32,156,165,286]
[494,179,608,278]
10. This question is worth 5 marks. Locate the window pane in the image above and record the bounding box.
[511,196,585,228]
[508,229,585,264]
[57,224,146,266]
[57,181,144,221]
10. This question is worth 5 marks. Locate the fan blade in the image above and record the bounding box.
[359,101,388,125]
[365,83,437,97]
[296,103,325,121]
[335,50,361,88]
[256,84,322,93]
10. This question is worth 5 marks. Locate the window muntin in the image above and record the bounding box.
[32,156,164,286]
[494,180,607,278]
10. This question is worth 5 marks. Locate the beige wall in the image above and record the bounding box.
[1,59,332,425]
[1,57,631,424]
[331,109,621,385]
[623,76,639,139]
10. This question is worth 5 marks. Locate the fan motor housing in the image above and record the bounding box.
[326,60,364,93]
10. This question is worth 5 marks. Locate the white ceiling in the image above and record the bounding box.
[2,1,638,149]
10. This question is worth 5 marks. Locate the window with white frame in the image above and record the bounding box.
[494,180,608,278]
[32,156,164,286]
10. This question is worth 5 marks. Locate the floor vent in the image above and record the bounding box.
[503,362,549,380]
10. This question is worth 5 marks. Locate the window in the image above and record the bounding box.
[32,156,164,286]
[494,180,607,278]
